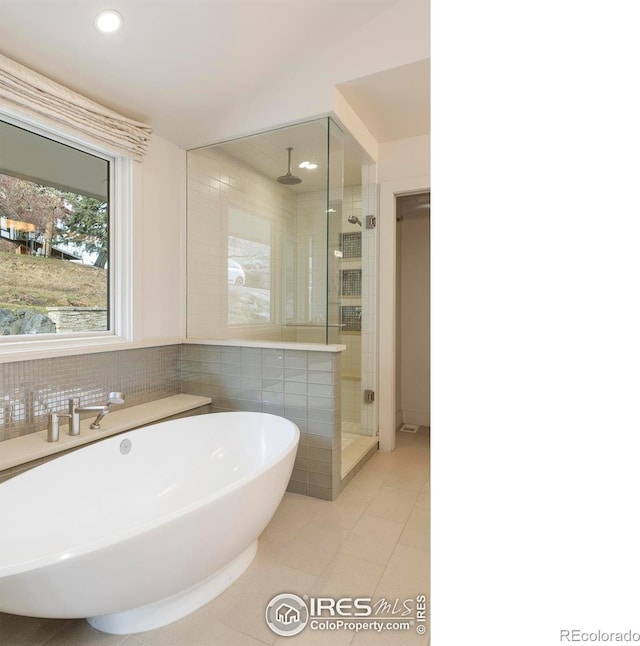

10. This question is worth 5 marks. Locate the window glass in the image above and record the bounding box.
[0,119,110,337]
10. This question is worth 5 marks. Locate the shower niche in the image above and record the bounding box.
[339,231,362,332]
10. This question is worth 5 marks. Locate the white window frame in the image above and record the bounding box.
[0,109,133,362]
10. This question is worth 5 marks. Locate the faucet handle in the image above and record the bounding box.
[47,411,71,442]
[68,397,81,437]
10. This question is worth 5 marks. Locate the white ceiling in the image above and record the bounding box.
[0,0,429,149]
[337,59,430,143]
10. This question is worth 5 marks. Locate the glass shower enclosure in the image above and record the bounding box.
[186,117,377,475]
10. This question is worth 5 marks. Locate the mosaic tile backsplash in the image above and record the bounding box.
[0,343,344,500]
[0,345,181,442]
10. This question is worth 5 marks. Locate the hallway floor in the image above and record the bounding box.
[0,428,430,646]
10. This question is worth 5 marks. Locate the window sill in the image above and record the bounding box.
[0,335,181,364]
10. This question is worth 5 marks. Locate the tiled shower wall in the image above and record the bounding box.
[0,345,181,442]
[186,146,295,341]
[181,344,342,500]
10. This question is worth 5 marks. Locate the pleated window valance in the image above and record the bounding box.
[0,53,152,161]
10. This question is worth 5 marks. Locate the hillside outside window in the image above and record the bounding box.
[0,118,111,337]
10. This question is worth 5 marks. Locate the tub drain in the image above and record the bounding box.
[120,439,132,455]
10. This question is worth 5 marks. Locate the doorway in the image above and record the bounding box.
[396,191,430,430]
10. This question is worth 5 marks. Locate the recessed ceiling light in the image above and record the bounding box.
[95,10,123,34]
[299,161,318,170]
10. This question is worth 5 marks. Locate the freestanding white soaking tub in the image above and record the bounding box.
[0,412,299,634]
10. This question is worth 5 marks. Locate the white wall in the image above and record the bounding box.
[378,134,430,451]
[135,134,185,343]
[378,135,430,182]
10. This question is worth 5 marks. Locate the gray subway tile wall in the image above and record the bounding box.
[0,345,181,442]
[0,343,344,500]
[181,345,342,500]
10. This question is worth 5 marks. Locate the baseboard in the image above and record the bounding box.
[401,408,429,427]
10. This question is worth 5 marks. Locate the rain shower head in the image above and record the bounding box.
[277,147,302,185]
[347,215,362,227]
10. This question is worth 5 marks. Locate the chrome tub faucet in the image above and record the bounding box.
[47,392,125,441]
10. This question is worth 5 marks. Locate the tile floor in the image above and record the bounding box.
[0,428,429,646]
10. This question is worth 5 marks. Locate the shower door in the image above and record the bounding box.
[330,119,379,476]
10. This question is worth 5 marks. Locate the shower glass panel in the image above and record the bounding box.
[338,156,379,477]
[187,118,344,343]
[327,119,344,345]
